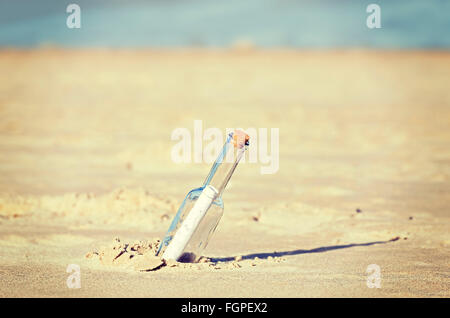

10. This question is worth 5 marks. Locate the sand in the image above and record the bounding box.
[0,49,449,297]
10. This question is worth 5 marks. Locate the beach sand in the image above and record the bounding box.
[0,49,449,297]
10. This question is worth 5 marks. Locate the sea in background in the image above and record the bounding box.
[0,0,449,48]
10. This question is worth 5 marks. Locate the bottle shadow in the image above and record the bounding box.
[209,237,399,263]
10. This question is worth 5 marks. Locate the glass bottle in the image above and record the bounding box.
[156,130,249,262]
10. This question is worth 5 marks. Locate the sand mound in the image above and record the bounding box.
[86,237,286,272]
[86,237,164,271]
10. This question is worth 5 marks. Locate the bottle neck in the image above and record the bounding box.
[202,132,248,197]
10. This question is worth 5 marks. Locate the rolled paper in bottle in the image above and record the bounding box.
[161,185,218,261]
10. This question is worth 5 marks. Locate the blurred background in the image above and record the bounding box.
[1,0,449,48]
[0,0,449,214]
